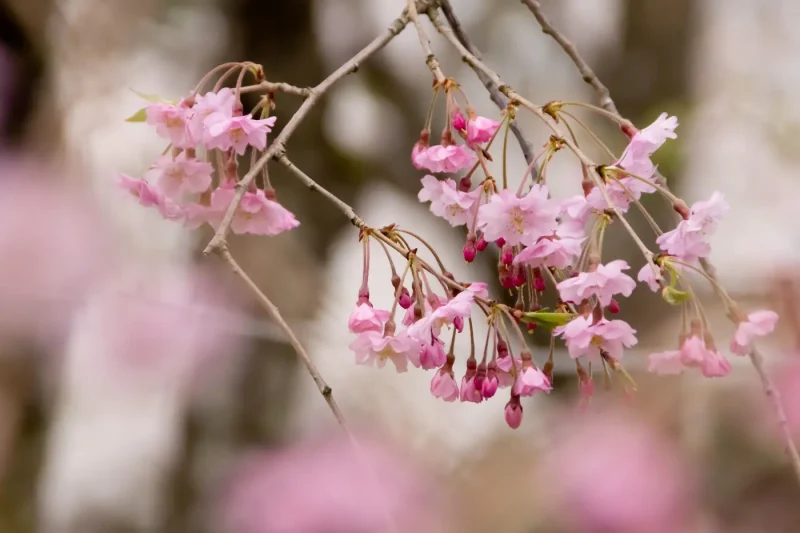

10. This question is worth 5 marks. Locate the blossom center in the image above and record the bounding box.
[509,207,525,233]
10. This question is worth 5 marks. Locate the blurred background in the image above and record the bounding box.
[2,0,800,532]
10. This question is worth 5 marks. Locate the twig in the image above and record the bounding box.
[518,0,620,117]
[407,0,447,84]
[434,1,535,166]
[216,246,350,429]
[203,11,409,256]
[276,154,365,229]
[240,81,312,97]
[519,0,800,483]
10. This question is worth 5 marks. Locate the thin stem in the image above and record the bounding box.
[560,101,626,125]
[395,229,448,273]
[560,110,617,160]
[502,117,511,189]
[407,0,447,84]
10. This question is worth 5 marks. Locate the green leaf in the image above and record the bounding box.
[124,107,148,122]
[662,286,690,305]
[130,89,168,103]
[519,311,574,329]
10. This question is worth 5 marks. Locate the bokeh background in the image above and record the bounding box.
[2,0,800,532]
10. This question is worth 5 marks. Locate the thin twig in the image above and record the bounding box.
[518,0,620,117]
[217,246,350,429]
[240,81,312,97]
[407,0,447,84]
[203,11,409,255]
[434,1,535,166]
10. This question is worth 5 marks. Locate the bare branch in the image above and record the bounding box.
[240,81,311,97]
[433,1,536,166]
[519,0,619,116]
[203,11,409,256]
[407,0,447,85]
[217,245,351,430]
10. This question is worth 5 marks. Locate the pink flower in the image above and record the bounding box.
[417,175,481,227]
[513,236,584,269]
[418,337,447,370]
[347,304,390,334]
[183,201,215,229]
[556,260,636,307]
[648,336,731,378]
[466,116,500,144]
[558,195,592,238]
[205,114,277,155]
[554,315,638,361]
[146,102,192,148]
[731,310,779,355]
[117,173,184,220]
[495,353,523,387]
[504,396,523,429]
[413,144,477,173]
[349,330,417,372]
[460,374,483,403]
[513,365,552,396]
[148,153,213,200]
[616,112,678,180]
[657,192,728,262]
[210,187,299,236]
[189,88,236,143]
[482,364,499,398]
[452,111,467,131]
[407,283,487,341]
[637,263,661,292]
[476,185,559,246]
[430,367,459,402]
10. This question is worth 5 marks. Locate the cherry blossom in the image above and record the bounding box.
[417,175,481,227]
[205,114,277,155]
[656,192,728,262]
[430,365,459,401]
[347,304,390,334]
[514,236,584,269]
[504,395,523,429]
[189,88,236,143]
[731,310,779,355]
[148,153,213,200]
[210,186,299,236]
[146,102,193,148]
[648,335,731,378]
[555,315,638,361]
[466,116,500,144]
[413,144,476,173]
[637,263,661,292]
[556,260,636,306]
[117,173,183,220]
[513,364,552,396]
[349,330,417,372]
[476,185,559,246]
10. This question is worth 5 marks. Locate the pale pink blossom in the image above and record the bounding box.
[476,185,559,246]
[555,315,638,361]
[657,192,728,261]
[495,353,524,387]
[513,365,552,396]
[349,330,417,372]
[616,112,678,179]
[413,144,477,173]
[648,336,731,378]
[148,153,213,199]
[347,304,390,334]
[557,260,636,306]
[183,201,216,229]
[466,116,500,144]
[513,236,584,269]
[117,173,184,220]
[189,88,236,143]
[482,364,499,398]
[558,195,593,238]
[430,367,459,401]
[418,337,447,370]
[146,102,193,148]
[731,310,779,355]
[637,263,661,292]
[407,283,487,341]
[417,175,481,227]
[460,374,483,403]
[210,187,299,236]
[205,114,277,155]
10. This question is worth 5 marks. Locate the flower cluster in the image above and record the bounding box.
[119,87,298,236]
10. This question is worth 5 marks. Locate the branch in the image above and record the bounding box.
[203,11,410,256]
[407,0,447,84]
[216,246,351,430]
[518,0,619,117]
[240,81,311,97]
[433,1,536,166]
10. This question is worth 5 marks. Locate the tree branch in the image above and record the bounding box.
[407,0,447,84]
[434,1,535,166]
[203,11,409,256]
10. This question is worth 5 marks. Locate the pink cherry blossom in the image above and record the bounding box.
[417,175,481,227]
[656,192,728,262]
[205,114,277,155]
[146,102,193,148]
[347,304,390,334]
[210,187,299,236]
[558,195,592,238]
[513,365,552,396]
[476,185,559,246]
[556,260,636,306]
[495,353,523,387]
[413,144,477,173]
[648,335,731,378]
[637,263,661,292]
[407,283,487,341]
[430,366,459,401]
[731,310,779,355]
[189,88,236,143]
[147,153,213,200]
[555,315,638,361]
[418,337,446,370]
[482,364,499,398]
[460,374,483,403]
[349,330,417,372]
[466,116,500,144]
[451,111,467,131]
[616,112,678,177]
[513,236,584,269]
[117,173,184,220]
[504,396,523,429]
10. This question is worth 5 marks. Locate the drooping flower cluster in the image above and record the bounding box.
[119,87,298,236]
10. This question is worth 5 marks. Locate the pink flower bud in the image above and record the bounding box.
[475,235,488,252]
[452,111,467,131]
[463,237,477,263]
[608,299,621,314]
[504,395,523,429]
[495,237,506,247]
[398,287,413,309]
[501,245,514,265]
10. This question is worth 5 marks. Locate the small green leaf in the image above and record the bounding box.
[130,89,168,103]
[124,107,148,122]
[662,286,690,305]
[519,311,574,329]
